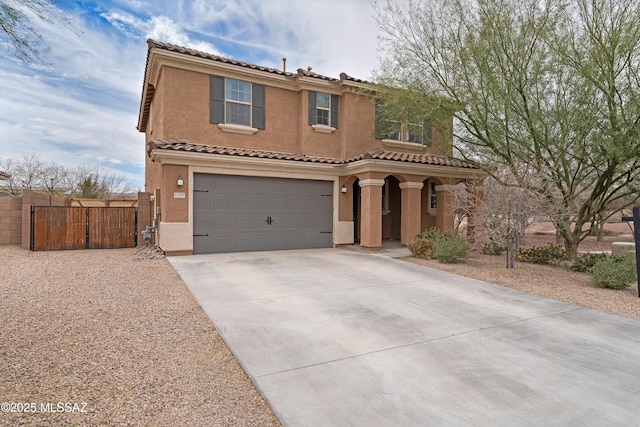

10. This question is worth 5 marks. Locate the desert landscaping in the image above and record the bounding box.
[0,245,281,427]
[1,222,638,426]
[406,222,639,321]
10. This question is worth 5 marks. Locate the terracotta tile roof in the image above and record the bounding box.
[147,39,295,77]
[348,149,475,168]
[339,72,369,84]
[148,140,343,164]
[0,170,10,180]
[146,39,369,84]
[148,140,475,169]
[296,67,339,82]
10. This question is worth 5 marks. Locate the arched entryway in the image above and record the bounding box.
[340,172,471,249]
[382,175,402,241]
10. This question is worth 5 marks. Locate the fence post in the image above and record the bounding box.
[621,206,640,298]
[134,208,138,246]
[30,206,35,251]
[85,208,90,249]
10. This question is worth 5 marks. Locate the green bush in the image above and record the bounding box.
[418,228,442,240]
[591,256,637,290]
[409,238,435,259]
[432,234,469,264]
[517,244,566,265]
[569,253,610,273]
[481,241,505,256]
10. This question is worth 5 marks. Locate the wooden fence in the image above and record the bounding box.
[30,206,137,251]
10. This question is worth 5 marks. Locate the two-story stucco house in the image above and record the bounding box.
[137,40,481,255]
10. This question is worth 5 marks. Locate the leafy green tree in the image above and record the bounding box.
[77,174,106,199]
[374,0,640,259]
[0,0,74,63]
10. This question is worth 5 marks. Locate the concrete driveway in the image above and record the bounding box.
[169,249,640,427]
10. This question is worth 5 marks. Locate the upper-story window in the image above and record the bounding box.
[225,79,252,126]
[308,91,338,130]
[375,99,432,146]
[210,75,265,130]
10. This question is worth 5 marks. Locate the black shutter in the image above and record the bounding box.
[331,94,338,128]
[210,75,224,124]
[252,83,265,129]
[308,90,317,125]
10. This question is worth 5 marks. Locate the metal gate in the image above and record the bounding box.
[30,206,137,251]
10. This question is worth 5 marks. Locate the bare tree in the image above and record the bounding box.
[0,154,135,198]
[0,0,75,63]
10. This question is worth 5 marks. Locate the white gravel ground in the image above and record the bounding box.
[0,245,281,427]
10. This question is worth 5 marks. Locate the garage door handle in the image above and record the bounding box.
[320,231,332,234]
[193,234,209,237]
[265,216,273,225]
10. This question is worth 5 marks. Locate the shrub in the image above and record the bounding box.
[569,253,609,273]
[517,244,566,265]
[591,256,637,290]
[409,238,435,259]
[432,234,469,263]
[418,228,442,240]
[481,241,505,256]
[411,228,444,259]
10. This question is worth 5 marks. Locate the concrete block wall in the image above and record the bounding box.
[0,197,22,245]
[137,192,154,246]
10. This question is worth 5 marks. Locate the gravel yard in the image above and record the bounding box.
[405,229,640,321]
[1,226,638,426]
[0,245,281,427]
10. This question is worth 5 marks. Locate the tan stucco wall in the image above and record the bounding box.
[158,221,192,254]
[161,164,189,223]
[146,64,453,161]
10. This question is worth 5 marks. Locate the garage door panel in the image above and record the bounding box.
[193,174,333,254]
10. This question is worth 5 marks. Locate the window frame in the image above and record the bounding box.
[428,181,438,215]
[224,78,252,127]
[308,91,339,130]
[210,75,265,131]
[375,99,432,146]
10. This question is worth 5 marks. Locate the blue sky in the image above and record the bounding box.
[0,0,381,189]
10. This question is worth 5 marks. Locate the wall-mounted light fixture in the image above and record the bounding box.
[176,175,184,186]
[341,185,348,193]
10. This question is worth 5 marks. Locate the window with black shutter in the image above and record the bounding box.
[308,91,338,129]
[210,75,265,130]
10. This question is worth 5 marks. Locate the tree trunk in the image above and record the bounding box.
[563,238,578,261]
[596,215,604,242]
[555,229,562,244]
[506,228,517,268]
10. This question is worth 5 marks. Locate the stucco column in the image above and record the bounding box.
[359,179,385,248]
[399,182,424,245]
[435,184,457,234]
[335,176,356,245]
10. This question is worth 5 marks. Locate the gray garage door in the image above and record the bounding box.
[193,174,333,254]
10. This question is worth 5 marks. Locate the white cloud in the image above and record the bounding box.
[186,0,380,79]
